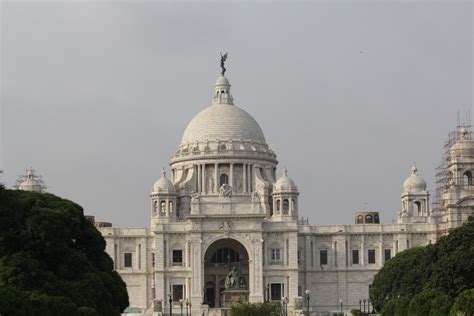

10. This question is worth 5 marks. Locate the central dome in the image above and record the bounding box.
[180,75,266,145]
[181,103,266,145]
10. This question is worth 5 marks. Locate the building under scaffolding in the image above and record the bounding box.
[433,116,472,216]
[14,167,47,192]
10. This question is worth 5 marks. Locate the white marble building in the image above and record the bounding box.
[18,67,474,315]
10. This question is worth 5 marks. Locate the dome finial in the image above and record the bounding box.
[411,162,417,174]
[283,167,288,177]
[220,52,228,76]
[161,167,166,178]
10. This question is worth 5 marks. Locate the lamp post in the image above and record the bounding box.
[339,299,343,315]
[189,302,192,316]
[281,297,288,316]
[179,299,183,316]
[363,299,366,313]
[305,289,311,316]
[367,300,371,315]
[168,294,173,316]
[185,298,189,316]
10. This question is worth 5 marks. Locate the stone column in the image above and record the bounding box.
[202,164,206,194]
[360,238,365,266]
[197,165,201,193]
[230,163,234,189]
[243,164,247,193]
[288,233,299,308]
[249,164,253,192]
[214,163,218,193]
[249,239,264,303]
[155,232,166,303]
[191,238,203,308]
[214,274,219,307]
[379,238,383,266]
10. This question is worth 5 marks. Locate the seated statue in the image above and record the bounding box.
[225,266,246,290]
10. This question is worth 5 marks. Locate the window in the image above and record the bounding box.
[211,248,240,263]
[151,252,155,267]
[352,249,359,264]
[283,199,289,214]
[368,249,376,264]
[172,250,183,266]
[270,283,282,301]
[384,249,391,262]
[414,201,422,216]
[356,215,363,224]
[374,215,380,223]
[320,250,328,265]
[464,171,472,187]
[124,253,132,268]
[270,248,281,263]
[172,284,184,301]
[160,201,166,213]
[276,200,281,212]
[297,249,301,264]
[220,174,229,186]
[365,214,373,223]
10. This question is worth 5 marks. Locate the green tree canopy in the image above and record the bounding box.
[0,186,129,315]
[370,222,474,315]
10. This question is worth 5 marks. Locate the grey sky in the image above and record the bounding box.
[1,1,472,227]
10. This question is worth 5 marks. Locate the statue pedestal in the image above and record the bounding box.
[222,289,249,307]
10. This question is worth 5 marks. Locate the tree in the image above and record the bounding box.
[370,222,474,315]
[449,289,474,316]
[0,187,129,315]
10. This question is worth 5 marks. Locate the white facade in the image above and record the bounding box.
[95,71,474,315]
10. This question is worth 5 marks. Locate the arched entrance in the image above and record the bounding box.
[204,238,249,308]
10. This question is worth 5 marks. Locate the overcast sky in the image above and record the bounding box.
[1,1,472,227]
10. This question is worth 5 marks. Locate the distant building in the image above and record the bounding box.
[19,65,474,315]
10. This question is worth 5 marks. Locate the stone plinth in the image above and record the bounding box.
[222,289,249,307]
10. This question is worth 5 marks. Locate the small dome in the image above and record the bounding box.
[403,164,427,193]
[450,128,474,158]
[215,76,230,86]
[274,168,298,192]
[153,169,175,193]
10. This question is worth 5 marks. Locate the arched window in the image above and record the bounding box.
[464,171,472,187]
[220,174,229,186]
[276,199,281,212]
[160,201,166,213]
[169,201,173,213]
[220,144,226,151]
[211,248,240,263]
[356,215,364,224]
[414,201,422,216]
[153,201,158,216]
[374,215,380,223]
[365,214,373,223]
[283,199,289,214]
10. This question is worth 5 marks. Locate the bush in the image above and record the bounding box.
[407,288,451,316]
[450,289,474,316]
[230,302,281,316]
[380,296,410,316]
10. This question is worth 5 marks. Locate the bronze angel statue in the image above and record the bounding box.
[220,52,228,76]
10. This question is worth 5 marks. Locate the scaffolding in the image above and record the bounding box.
[432,112,471,214]
[13,167,47,192]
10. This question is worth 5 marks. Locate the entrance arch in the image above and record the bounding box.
[204,238,249,308]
